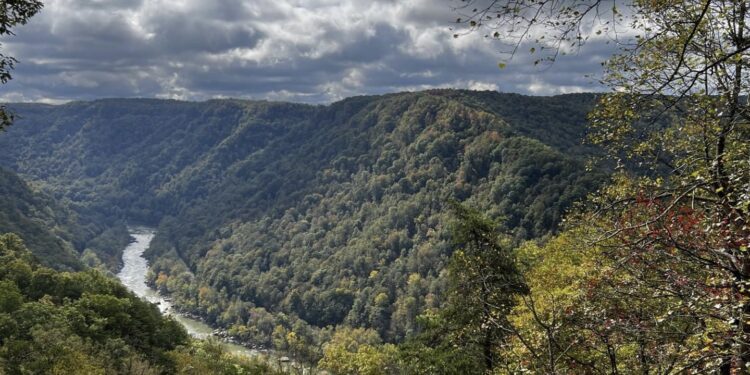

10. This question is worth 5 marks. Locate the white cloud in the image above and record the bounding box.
[466,80,499,91]
[0,0,614,103]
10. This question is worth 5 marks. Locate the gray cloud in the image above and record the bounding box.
[0,0,615,103]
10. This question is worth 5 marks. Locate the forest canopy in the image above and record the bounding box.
[3,0,746,372]
[0,91,606,363]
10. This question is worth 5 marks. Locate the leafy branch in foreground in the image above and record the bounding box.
[0,0,43,130]
[454,0,750,372]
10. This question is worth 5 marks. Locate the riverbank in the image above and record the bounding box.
[116,227,262,358]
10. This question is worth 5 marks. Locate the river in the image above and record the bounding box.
[116,227,260,358]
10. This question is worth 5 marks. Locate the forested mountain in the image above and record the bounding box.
[0,232,188,372]
[0,165,137,272]
[0,167,93,270]
[0,90,605,350]
[0,167,78,270]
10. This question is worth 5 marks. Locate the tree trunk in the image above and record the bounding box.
[481,280,494,372]
[484,327,494,372]
[735,259,750,374]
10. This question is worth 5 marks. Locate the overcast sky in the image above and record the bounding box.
[1,0,618,103]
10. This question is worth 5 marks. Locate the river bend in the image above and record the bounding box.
[117,227,257,357]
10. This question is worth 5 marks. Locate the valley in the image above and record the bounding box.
[1,87,745,372]
[0,90,604,356]
[2,0,740,372]
[117,227,262,357]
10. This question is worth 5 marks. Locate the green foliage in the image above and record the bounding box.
[443,203,527,372]
[582,1,750,370]
[0,91,604,348]
[0,167,89,270]
[169,339,282,375]
[392,312,484,374]
[318,327,398,375]
[82,223,132,271]
[0,166,125,273]
[0,233,190,373]
[0,0,43,130]
[449,0,750,371]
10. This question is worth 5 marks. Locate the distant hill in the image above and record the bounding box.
[0,90,606,344]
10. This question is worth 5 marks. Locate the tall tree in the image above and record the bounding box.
[0,0,43,130]
[444,202,527,372]
[455,0,750,372]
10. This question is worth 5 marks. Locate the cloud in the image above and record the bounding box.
[0,0,615,103]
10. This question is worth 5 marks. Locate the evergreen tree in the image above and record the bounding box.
[444,202,527,372]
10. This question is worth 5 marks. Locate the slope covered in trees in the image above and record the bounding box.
[0,167,79,270]
[0,167,101,271]
[0,90,604,350]
[0,232,187,373]
[0,165,137,272]
[0,232,282,374]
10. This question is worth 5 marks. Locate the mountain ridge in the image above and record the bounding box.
[0,89,605,345]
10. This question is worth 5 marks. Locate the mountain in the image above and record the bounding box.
[0,90,605,345]
[0,166,93,270]
[0,165,136,272]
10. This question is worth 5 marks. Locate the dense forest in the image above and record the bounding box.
[0,166,83,270]
[3,0,749,372]
[0,91,605,363]
[0,166,132,272]
[7,84,745,373]
[0,232,283,374]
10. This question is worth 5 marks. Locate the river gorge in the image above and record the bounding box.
[116,227,260,358]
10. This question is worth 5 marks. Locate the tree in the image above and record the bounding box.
[499,224,712,374]
[451,0,622,66]
[590,1,750,371]
[456,0,750,372]
[444,202,527,372]
[0,0,43,130]
[318,327,398,375]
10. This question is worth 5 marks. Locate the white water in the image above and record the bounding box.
[117,227,259,357]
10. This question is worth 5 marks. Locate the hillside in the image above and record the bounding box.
[0,90,605,346]
[0,231,281,374]
[0,233,189,372]
[0,167,92,270]
[0,165,137,272]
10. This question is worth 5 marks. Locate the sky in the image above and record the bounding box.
[1,0,618,104]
